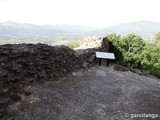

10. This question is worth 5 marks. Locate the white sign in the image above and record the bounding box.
[96,52,115,59]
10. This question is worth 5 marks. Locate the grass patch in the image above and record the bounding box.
[67,41,80,49]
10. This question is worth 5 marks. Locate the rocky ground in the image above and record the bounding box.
[9,65,160,120]
[1,41,160,120]
[0,44,96,119]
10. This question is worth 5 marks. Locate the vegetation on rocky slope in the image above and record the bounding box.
[66,41,80,49]
[107,32,160,78]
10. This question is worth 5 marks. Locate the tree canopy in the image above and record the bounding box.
[106,33,160,78]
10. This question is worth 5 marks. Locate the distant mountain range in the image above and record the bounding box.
[93,21,160,39]
[0,21,160,44]
[0,21,97,44]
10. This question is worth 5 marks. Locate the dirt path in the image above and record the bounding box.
[13,66,160,120]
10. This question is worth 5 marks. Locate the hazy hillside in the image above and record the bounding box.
[0,21,160,44]
[93,21,160,39]
[0,22,97,44]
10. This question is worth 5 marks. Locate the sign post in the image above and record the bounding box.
[95,52,115,66]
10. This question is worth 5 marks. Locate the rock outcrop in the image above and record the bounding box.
[74,36,103,50]
[0,43,96,119]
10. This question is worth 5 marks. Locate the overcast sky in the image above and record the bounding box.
[0,0,160,27]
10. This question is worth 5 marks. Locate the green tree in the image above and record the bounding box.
[155,32,160,40]
[107,33,121,42]
[106,33,160,78]
[122,34,145,68]
[107,33,145,68]
[106,33,123,63]
[120,34,144,53]
[140,43,160,77]
[154,32,160,45]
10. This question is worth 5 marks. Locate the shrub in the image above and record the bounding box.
[106,33,160,78]
[107,33,145,68]
[150,69,160,78]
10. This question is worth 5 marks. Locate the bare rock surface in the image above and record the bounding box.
[11,66,160,120]
[0,44,96,119]
[52,36,104,50]
[1,42,160,120]
[114,65,130,72]
[75,36,103,50]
